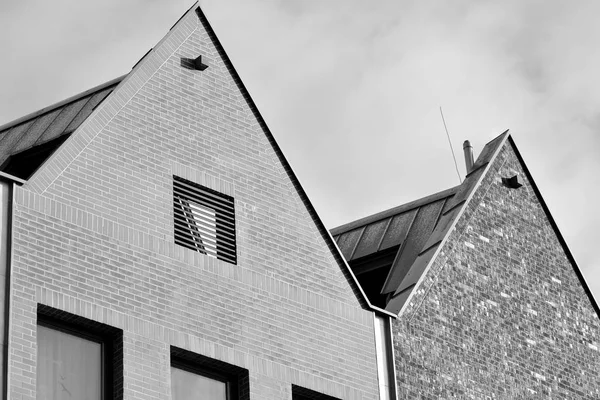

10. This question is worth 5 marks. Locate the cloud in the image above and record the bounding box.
[201,0,600,296]
[2,0,598,298]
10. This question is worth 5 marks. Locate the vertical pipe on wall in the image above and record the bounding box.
[374,314,396,400]
[0,180,12,400]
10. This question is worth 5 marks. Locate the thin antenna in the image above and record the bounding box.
[439,106,462,184]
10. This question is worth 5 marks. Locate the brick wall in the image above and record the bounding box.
[393,140,600,398]
[7,7,378,400]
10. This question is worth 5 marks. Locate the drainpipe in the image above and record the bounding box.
[0,172,25,400]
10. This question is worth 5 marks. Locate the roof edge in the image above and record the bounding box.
[389,130,510,315]
[195,7,376,312]
[27,3,201,193]
[331,185,460,236]
[0,75,126,133]
[0,171,26,185]
[508,135,600,318]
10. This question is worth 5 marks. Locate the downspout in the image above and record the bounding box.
[0,173,25,400]
[0,180,12,400]
[374,313,397,400]
[387,316,399,399]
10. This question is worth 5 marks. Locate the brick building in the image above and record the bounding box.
[332,135,600,398]
[0,3,598,400]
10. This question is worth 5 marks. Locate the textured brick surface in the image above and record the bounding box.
[393,140,600,399]
[7,7,378,400]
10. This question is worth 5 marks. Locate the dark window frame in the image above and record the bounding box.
[170,346,249,400]
[292,384,341,400]
[37,305,123,400]
[171,358,236,400]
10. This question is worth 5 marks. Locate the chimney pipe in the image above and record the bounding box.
[463,140,474,173]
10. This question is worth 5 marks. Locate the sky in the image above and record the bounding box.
[1,0,599,299]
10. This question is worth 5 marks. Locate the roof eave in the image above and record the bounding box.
[0,171,26,185]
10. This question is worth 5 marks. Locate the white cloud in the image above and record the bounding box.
[1,0,599,299]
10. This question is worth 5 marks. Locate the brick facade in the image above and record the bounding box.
[393,140,600,398]
[7,7,379,400]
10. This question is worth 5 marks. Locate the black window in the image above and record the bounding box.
[173,176,236,264]
[37,305,123,400]
[171,346,249,400]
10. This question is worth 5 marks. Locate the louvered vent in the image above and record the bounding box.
[173,176,236,264]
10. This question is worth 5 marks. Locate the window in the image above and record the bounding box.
[171,363,229,400]
[171,346,249,400]
[173,176,236,264]
[37,305,123,400]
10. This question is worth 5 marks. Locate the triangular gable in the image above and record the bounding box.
[389,131,600,319]
[386,132,509,313]
[391,133,600,397]
[19,4,372,310]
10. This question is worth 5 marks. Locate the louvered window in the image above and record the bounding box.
[173,176,236,264]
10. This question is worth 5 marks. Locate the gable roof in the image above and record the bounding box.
[332,132,510,312]
[0,4,379,314]
[386,132,509,313]
[333,131,600,318]
[331,185,458,262]
[331,186,457,306]
[0,76,124,179]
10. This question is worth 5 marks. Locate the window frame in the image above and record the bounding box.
[291,384,341,400]
[37,317,109,400]
[170,346,249,400]
[36,306,123,400]
[170,358,236,400]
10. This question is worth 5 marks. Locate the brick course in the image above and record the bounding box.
[7,7,378,400]
[393,140,600,398]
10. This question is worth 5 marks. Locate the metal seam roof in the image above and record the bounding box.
[385,131,511,313]
[332,187,457,264]
[0,75,126,133]
[329,132,514,314]
[0,75,125,176]
[331,185,460,236]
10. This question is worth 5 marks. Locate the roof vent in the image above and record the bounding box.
[463,140,474,173]
[502,174,523,189]
[173,176,236,264]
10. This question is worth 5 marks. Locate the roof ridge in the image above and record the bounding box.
[330,185,460,236]
[0,74,127,133]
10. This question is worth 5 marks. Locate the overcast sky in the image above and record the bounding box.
[1,0,599,300]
